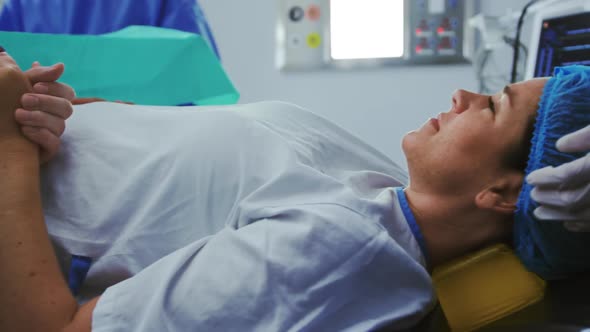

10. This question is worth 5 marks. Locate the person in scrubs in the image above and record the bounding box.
[0,50,549,331]
[0,0,220,58]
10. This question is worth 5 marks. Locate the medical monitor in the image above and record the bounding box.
[525,0,590,79]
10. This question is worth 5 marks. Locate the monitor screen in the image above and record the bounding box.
[534,11,590,77]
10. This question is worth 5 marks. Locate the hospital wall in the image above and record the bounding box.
[200,0,532,168]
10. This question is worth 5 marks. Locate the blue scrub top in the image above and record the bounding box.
[0,0,220,58]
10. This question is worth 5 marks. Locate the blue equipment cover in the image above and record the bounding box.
[0,26,239,106]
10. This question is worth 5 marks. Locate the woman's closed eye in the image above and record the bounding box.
[488,96,496,113]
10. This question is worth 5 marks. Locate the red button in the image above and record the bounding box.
[307,5,321,21]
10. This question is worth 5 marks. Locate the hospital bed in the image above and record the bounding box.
[379,244,590,332]
[480,274,590,331]
[414,285,590,332]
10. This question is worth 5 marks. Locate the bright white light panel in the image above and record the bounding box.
[330,0,405,59]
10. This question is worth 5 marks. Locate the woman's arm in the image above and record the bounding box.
[0,61,96,332]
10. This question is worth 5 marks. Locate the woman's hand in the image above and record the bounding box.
[16,62,75,164]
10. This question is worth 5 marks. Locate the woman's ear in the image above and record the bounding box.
[475,171,524,215]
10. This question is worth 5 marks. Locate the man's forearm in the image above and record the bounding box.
[0,67,78,331]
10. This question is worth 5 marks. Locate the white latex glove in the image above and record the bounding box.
[526,124,590,232]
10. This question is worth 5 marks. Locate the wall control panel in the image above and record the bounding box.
[277,0,475,71]
[277,1,328,71]
[411,0,472,63]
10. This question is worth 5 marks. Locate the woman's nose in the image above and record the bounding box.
[451,89,485,114]
[451,89,469,114]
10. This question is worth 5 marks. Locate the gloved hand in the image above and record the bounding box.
[526,125,590,232]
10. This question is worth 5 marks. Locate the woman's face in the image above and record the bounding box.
[402,78,548,196]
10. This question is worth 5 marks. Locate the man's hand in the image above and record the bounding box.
[16,62,75,164]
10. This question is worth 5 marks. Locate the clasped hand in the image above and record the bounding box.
[16,61,75,164]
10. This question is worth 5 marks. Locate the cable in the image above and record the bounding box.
[504,35,529,60]
[475,48,491,93]
[510,0,538,83]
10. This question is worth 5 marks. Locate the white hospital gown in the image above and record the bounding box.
[41,101,435,331]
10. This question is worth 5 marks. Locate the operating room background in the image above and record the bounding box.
[199,0,532,168]
[0,0,533,168]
